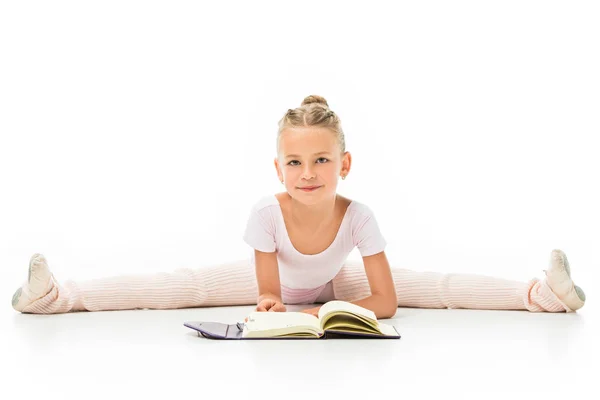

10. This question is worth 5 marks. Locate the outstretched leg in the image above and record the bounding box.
[12,254,260,314]
[332,249,585,313]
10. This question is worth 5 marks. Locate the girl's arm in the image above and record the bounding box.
[349,294,397,319]
[254,249,284,305]
[302,251,398,319]
[348,251,398,319]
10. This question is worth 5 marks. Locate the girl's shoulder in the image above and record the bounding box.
[248,194,280,212]
[343,196,376,218]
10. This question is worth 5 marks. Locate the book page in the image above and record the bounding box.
[377,323,399,337]
[317,300,377,321]
[244,311,322,335]
[322,314,380,334]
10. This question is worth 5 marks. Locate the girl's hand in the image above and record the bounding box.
[245,299,287,322]
[301,306,322,317]
[256,298,287,313]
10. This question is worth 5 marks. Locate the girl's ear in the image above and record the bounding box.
[274,157,283,181]
[341,151,352,175]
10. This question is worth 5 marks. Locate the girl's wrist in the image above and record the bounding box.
[257,293,283,304]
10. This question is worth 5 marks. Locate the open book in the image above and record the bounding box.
[183,300,400,340]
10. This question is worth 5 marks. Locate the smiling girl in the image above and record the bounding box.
[12,95,585,317]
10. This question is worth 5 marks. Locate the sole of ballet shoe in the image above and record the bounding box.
[11,286,34,313]
[560,286,585,311]
[12,287,23,308]
[575,285,586,301]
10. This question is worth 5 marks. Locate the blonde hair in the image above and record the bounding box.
[277,95,346,154]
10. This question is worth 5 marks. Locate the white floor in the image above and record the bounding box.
[4,299,597,400]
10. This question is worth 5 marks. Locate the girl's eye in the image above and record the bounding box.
[287,158,329,166]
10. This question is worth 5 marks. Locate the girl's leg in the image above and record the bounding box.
[332,249,585,312]
[11,254,259,314]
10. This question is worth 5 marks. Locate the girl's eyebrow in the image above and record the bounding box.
[285,151,331,159]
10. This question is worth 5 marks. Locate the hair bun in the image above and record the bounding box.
[301,95,329,108]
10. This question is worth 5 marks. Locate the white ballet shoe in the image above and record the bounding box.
[543,249,585,311]
[12,253,55,312]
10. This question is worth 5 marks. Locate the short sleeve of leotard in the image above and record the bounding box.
[352,204,387,257]
[243,204,277,253]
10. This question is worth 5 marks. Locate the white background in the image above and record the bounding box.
[1,1,598,399]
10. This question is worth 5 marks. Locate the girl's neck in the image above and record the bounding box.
[289,194,338,231]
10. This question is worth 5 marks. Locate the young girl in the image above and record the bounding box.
[11,95,586,317]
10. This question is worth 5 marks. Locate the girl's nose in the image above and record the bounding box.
[302,167,316,180]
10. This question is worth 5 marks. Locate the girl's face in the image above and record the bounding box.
[274,127,351,204]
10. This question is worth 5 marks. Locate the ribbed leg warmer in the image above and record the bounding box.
[332,261,568,312]
[17,258,571,314]
[21,260,259,314]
